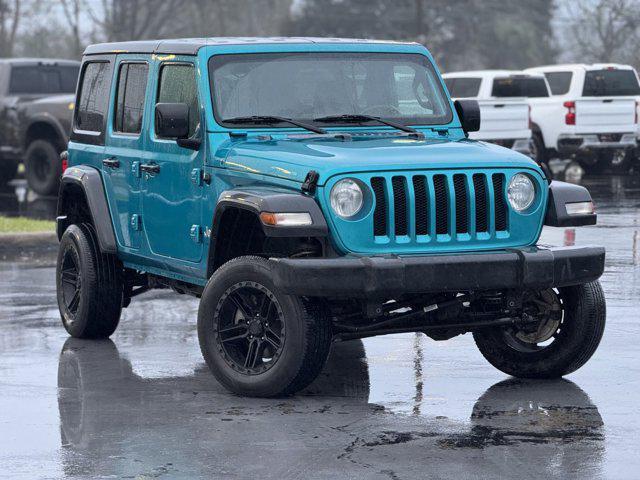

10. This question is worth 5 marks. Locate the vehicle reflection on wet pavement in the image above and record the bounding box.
[1,173,639,479]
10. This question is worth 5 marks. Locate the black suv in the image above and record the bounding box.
[0,58,79,194]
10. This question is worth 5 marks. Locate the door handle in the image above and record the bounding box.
[102,157,120,168]
[140,163,160,174]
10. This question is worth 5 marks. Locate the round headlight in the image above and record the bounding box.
[507,173,535,212]
[330,179,364,218]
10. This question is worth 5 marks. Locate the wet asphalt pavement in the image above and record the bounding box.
[1,173,639,479]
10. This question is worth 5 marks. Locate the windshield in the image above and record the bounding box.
[209,52,452,128]
[582,69,640,96]
[491,76,549,98]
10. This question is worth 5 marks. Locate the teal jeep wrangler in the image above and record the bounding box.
[56,38,605,397]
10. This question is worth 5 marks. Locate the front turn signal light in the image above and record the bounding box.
[565,201,595,215]
[260,212,313,226]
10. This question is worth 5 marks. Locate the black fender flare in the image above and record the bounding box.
[544,180,597,227]
[207,189,329,275]
[57,165,117,253]
[211,189,329,239]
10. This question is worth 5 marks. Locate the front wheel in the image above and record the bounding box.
[473,282,605,379]
[198,256,332,397]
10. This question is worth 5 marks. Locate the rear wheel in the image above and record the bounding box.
[473,282,605,378]
[25,139,61,195]
[198,256,332,397]
[609,149,631,173]
[56,223,124,338]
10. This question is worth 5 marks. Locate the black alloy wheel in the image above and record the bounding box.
[60,246,82,316]
[474,282,606,379]
[198,256,332,397]
[215,281,285,374]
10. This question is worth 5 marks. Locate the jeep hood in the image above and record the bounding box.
[216,134,543,185]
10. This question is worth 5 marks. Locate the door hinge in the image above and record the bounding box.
[190,224,202,243]
[131,161,141,178]
[191,168,211,186]
[130,214,142,231]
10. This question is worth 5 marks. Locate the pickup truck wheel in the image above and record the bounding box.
[56,223,124,339]
[25,139,61,196]
[0,159,18,186]
[531,133,547,164]
[473,282,605,378]
[609,150,631,173]
[198,256,332,397]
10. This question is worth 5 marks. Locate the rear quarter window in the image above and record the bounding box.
[582,69,640,96]
[544,72,572,95]
[444,77,481,98]
[492,77,549,98]
[75,61,112,134]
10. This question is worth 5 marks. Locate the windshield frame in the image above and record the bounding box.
[207,51,454,130]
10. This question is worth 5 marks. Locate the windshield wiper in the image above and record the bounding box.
[313,114,420,134]
[221,115,327,135]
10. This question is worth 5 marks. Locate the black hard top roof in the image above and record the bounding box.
[83,37,417,56]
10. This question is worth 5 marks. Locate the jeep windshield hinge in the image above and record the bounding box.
[301,170,320,195]
[191,168,211,186]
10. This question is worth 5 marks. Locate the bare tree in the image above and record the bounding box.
[0,0,20,57]
[59,0,82,56]
[565,0,640,64]
[86,0,183,42]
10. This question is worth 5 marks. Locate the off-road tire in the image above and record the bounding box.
[473,281,605,378]
[25,139,61,196]
[0,159,19,186]
[56,223,124,338]
[198,256,332,397]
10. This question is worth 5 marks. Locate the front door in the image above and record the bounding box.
[103,56,150,250]
[141,58,204,263]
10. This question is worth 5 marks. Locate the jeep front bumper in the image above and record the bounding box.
[271,245,605,297]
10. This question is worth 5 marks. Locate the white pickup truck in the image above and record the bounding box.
[443,70,550,156]
[525,64,640,172]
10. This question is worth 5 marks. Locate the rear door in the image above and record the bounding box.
[102,56,150,250]
[141,57,204,263]
[575,68,640,132]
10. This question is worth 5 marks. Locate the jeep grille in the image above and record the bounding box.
[370,172,509,240]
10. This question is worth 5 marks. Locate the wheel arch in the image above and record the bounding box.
[206,189,329,278]
[23,115,67,151]
[57,165,117,254]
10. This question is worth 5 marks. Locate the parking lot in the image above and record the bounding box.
[0,173,638,479]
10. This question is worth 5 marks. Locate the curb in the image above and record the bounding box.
[0,231,58,263]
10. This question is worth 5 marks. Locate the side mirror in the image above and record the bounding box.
[155,103,190,139]
[454,99,481,134]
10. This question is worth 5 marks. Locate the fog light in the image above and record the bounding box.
[260,212,312,226]
[565,201,595,215]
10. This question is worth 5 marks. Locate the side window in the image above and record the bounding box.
[114,63,149,134]
[157,64,199,137]
[76,62,111,133]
